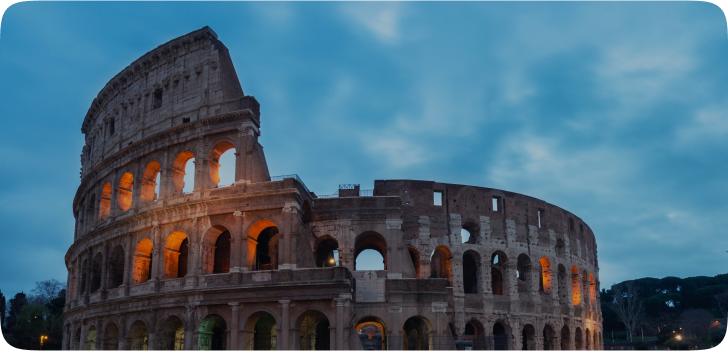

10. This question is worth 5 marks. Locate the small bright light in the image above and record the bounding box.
[676,335,682,341]
[329,258,335,264]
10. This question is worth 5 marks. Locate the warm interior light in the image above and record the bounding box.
[676,335,682,340]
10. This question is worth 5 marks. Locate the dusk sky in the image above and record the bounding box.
[1,2,727,299]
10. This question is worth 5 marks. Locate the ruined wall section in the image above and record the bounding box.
[79,26,251,178]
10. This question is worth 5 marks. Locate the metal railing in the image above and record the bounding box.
[339,184,359,189]
[376,335,509,350]
[267,174,312,194]
[316,189,374,199]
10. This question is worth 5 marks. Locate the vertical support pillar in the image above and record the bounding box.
[229,302,240,349]
[334,298,345,350]
[231,211,245,272]
[122,235,133,296]
[279,300,291,350]
[99,243,109,300]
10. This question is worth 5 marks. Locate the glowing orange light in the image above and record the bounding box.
[676,335,682,341]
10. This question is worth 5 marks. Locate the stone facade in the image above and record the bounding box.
[62,27,603,350]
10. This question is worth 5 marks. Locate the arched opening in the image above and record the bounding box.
[407,246,420,278]
[574,327,583,350]
[585,328,591,350]
[560,326,570,351]
[298,310,330,350]
[117,172,134,212]
[171,150,195,196]
[542,324,556,350]
[107,245,125,289]
[355,232,387,271]
[247,220,280,271]
[356,316,386,350]
[159,316,185,350]
[555,239,565,257]
[132,238,153,284]
[539,257,553,293]
[589,274,596,304]
[128,320,148,350]
[429,247,452,286]
[402,316,431,350]
[104,323,119,350]
[557,264,569,306]
[164,231,189,279]
[99,183,111,221]
[315,237,339,267]
[140,161,161,205]
[209,141,236,188]
[245,312,277,350]
[521,324,535,350]
[493,322,508,350]
[201,225,232,274]
[90,253,103,293]
[516,254,532,293]
[463,321,484,350]
[198,314,227,350]
[571,266,581,305]
[86,325,97,350]
[491,251,507,295]
[463,250,481,294]
[86,194,97,226]
[74,327,82,350]
[79,259,88,296]
[461,222,478,244]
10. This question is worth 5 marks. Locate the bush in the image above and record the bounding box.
[709,329,725,344]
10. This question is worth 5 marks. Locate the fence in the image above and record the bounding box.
[267,174,312,193]
[364,335,509,350]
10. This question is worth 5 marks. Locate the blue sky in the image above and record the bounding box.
[0,2,727,298]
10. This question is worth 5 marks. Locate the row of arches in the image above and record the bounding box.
[76,141,237,236]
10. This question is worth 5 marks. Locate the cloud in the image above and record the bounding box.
[340,3,402,44]
[676,104,728,146]
[361,133,426,169]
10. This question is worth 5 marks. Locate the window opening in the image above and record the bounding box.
[182,158,195,194]
[182,117,190,124]
[434,191,443,206]
[461,228,470,243]
[569,218,575,231]
[492,196,499,211]
[109,119,115,136]
[538,209,544,228]
[153,89,163,109]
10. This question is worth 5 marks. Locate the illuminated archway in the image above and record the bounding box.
[117,172,134,211]
[355,231,387,271]
[171,150,195,195]
[201,225,232,274]
[132,238,153,284]
[315,236,339,267]
[159,316,185,350]
[402,316,432,350]
[99,183,111,221]
[356,316,387,350]
[209,141,236,188]
[571,266,581,305]
[164,231,189,279]
[140,161,161,205]
[430,246,452,286]
[86,325,97,350]
[128,320,148,350]
[539,257,552,293]
[198,314,227,350]
[297,310,330,350]
[244,311,277,350]
[247,220,280,271]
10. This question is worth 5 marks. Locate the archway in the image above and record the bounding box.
[463,250,481,294]
[79,258,88,295]
[491,251,507,295]
[571,266,581,305]
[140,161,161,205]
[429,247,452,286]
[521,324,535,350]
[560,325,570,350]
[589,274,596,304]
[128,320,148,350]
[90,253,103,293]
[402,316,431,350]
[132,238,153,284]
[244,312,277,350]
[99,183,111,221]
[315,237,339,267]
[74,327,82,350]
[209,141,236,188]
[159,316,185,350]
[86,194,97,225]
[86,325,97,350]
[117,172,134,211]
[171,150,195,195]
[356,316,387,350]
[355,232,387,271]
[585,328,591,350]
[407,246,420,278]
[463,320,484,350]
[539,257,552,293]
[164,231,189,279]
[493,322,508,350]
[107,245,125,289]
[516,254,532,293]
[542,324,556,350]
[201,225,232,274]
[461,222,478,244]
[297,310,330,350]
[574,327,583,349]
[103,323,119,350]
[198,314,227,350]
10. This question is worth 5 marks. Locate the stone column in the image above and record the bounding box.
[229,302,240,349]
[83,249,92,304]
[65,263,73,307]
[132,161,142,210]
[279,300,291,350]
[109,174,119,219]
[279,204,295,269]
[122,235,133,296]
[99,243,109,300]
[231,211,244,272]
[334,298,345,350]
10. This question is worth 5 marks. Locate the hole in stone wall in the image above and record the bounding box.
[434,191,442,206]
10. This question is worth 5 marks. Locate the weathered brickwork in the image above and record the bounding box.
[63,27,602,350]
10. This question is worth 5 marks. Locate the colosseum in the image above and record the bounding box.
[62,27,603,351]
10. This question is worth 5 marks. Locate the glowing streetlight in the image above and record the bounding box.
[40,335,48,351]
[676,335,682,350]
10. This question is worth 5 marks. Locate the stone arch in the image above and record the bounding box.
[492,321,510,350]
[132,238,153,284]
[171,150,195,195]
[201,224,233,275]
[74,326,82,350]
[198,313,228,350]
[571,266,581,305]
[128,320,149,350]
[243,309,278,350]
[107,245,125,289]
[516,254,533,293]
[140,160,161,205]
[463,319,484,349]
[117,172,134,211]
[560,325,570,350]
[574,327,583,349]
[356,316,387,351]
[490,251,507,295]
[542,324,556,350]
[79,258,89,295]
[589,273,596,304]
[90,252,103,293]
[355,231,387,271]
[208,139,236,188]
[402,316,432,351]
[430,246,452,286]
[539,257,553,293]
[521,324,536,350]
[103,322,120,350]
[585,328,591,350]
[86,193,97,226]
[99,182,112,221]
[86,325,98,350]
[158,315,185,350]
[295,309,332,350]
[557,264,569,306]
[463,250,481,294]
[314,235,339,267]
[461,221,479,244]
[246,219,281,271]
[164,231,189,279]
[407,245,421,278]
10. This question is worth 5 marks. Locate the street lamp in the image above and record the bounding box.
[40,335,48,351]
[676,335,682,350]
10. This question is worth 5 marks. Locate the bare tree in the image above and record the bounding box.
[28,279,64,306]
[680,309,714,338]
[611,282,645,342]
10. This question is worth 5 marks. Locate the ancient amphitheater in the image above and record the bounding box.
[62,27,603,350]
